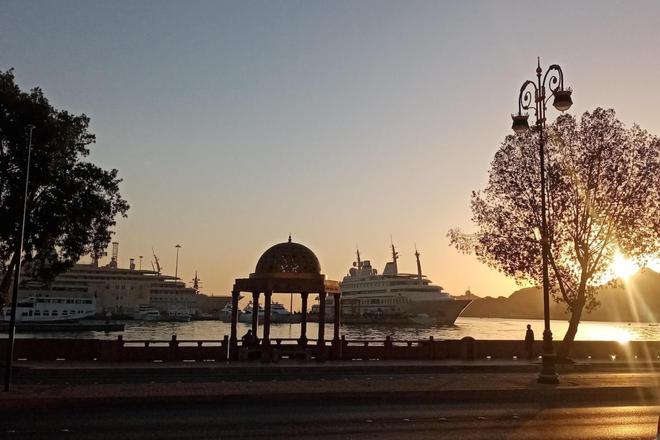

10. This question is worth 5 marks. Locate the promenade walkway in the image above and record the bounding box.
[2,359,658,409]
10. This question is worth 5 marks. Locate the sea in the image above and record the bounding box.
[3,317,659,341]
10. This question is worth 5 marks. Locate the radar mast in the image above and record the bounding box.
[390,236,398,275]
[414,245,423,283]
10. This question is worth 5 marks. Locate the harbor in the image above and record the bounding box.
[3,317,659,341]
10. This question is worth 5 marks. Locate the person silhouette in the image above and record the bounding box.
[242,329,256,347]
[525,324,535,361]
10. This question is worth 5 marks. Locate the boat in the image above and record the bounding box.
[1,294,96,323]
[270,302,301,323]
[162,309,191,322]
[133,305,161,321]
[233,301,300,324]
[238,301,264,323]
[328,244,472,325]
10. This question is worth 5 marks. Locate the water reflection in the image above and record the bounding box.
[3,317,659,341]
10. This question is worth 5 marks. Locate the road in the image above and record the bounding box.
[2,400,658,439]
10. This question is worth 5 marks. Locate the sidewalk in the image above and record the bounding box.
[2,360,659,409]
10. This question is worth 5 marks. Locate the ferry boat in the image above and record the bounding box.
[329,244,471,325]
[1,294,96,322]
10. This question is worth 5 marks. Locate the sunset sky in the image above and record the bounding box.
[2,1,660,302]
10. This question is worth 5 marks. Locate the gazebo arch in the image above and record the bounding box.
[229,237,341,361]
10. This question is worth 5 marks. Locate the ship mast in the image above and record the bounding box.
[414,245,423,284]
[390,237,398,275]
[152,248,162,274]
[356,245,362,269]
[192,271,201,293]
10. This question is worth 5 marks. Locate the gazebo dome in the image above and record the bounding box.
[254,238,321,275]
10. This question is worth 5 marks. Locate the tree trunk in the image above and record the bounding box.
[559,290,585,359]
[0,252,18,303]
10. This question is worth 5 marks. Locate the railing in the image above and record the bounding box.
[0,336,658,363]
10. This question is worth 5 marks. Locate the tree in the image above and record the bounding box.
[0,69,129,301]
[449,108,659,357]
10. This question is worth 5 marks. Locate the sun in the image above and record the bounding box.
[612,253,639,279]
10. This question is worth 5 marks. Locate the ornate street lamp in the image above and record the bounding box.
[4,125,35,392]
[511,58,572,384]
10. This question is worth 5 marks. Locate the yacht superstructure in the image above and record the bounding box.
[331,244,471,325]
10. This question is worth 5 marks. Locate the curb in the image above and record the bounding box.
[1,385,658,411]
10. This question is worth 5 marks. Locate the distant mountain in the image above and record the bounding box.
[457,269,660,323]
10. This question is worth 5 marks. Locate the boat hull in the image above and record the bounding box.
[339,299,472,325]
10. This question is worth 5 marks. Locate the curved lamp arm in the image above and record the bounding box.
[517,79,538,116]
[542,64,564,95]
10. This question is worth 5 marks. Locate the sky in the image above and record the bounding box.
[2,0,660,304]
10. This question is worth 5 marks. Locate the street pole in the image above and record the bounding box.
[511,58,573,384]
[4,125,35,392]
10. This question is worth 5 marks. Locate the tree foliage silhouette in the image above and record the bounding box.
[449,108,659,356]
[0,69,129,301]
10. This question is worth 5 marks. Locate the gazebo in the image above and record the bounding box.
[229,237,341,361]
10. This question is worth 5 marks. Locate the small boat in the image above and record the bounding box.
[133,305,161,321]
[162,309,191,322]
[270,302,300,323]
[238,301,264,323]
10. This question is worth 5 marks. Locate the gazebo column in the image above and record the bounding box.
[317,291,326,346]
[229,290,240,361]
[333,293,341,342]
[262,290,272,346]
[299,292,308,346]
[251,292,260,337]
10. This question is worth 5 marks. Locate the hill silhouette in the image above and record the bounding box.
[458,269,660,323]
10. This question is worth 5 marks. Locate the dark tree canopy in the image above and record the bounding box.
[449,108,659,353]
[0,69,129,300]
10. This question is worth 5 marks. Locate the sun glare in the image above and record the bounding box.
[612,253,639,279]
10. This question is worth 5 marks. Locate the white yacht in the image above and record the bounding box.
[238,301,264,323]
[133,305,161,321]
[1,294,96,323]
[330,244,471,325]
[236,301,299,324]
[269,302,300,323]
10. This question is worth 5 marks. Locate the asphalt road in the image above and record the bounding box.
[2,401,658,440]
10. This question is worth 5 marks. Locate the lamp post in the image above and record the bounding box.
[511,58,572,384]
[174,244,181,279]
[4,124,35,392]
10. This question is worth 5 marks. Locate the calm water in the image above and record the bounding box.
[4,317,659,341]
